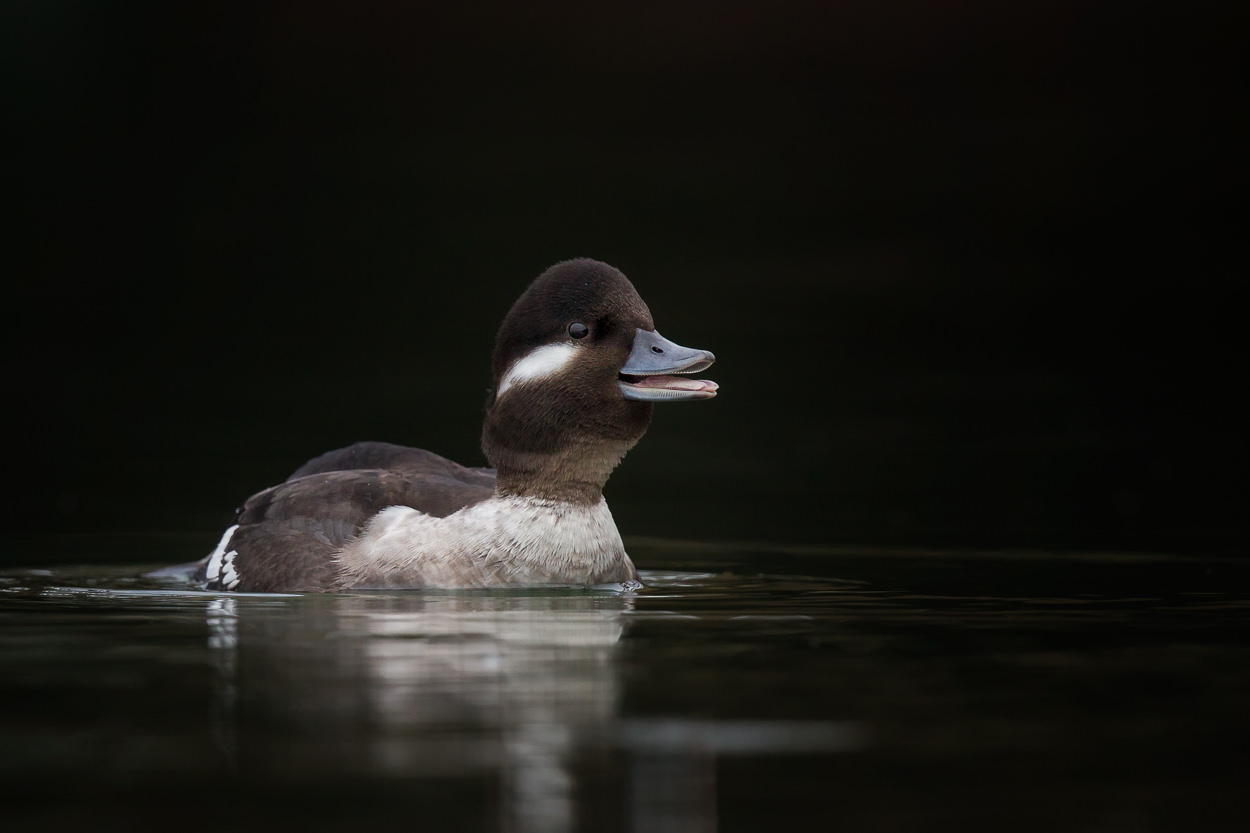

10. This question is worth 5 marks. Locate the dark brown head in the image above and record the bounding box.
[482,259,716,503]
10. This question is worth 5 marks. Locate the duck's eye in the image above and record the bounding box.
[568,322,589,339]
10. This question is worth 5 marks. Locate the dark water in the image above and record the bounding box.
[6,6,1246,829]
[3,538,1248,831]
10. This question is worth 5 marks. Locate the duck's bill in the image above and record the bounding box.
[619,328,718,402]
[619,374,719,401]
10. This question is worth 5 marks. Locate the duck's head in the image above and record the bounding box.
[482,258,717,502]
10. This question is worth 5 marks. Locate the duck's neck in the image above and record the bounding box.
[479,391,651,504]
[490,437,636,504]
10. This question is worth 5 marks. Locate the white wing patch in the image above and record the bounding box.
[496,342,578,397]
[221,550,241,590]
[205,524,241,590]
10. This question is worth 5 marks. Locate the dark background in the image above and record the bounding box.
[6,2,1246,562]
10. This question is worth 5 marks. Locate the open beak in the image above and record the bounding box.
[618,329,718,401]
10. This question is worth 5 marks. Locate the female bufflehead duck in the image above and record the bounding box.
[193,259,717,592]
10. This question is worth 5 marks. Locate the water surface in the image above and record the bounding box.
[3,537,1248,831]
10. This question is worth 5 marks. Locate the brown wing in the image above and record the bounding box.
[197,443,496,592]
[288,441,495,488]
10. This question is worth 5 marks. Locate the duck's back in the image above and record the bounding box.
[197,442,495,592]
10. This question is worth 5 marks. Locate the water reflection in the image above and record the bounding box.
[208,591,633,832]
[198,586,864,832]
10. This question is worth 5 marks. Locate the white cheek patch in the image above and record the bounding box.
[496,342,579,397]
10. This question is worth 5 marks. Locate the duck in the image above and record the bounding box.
[191,258,717,592]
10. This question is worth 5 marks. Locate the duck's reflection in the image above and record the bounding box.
[203,590,864,832]
[207,592,633,832]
